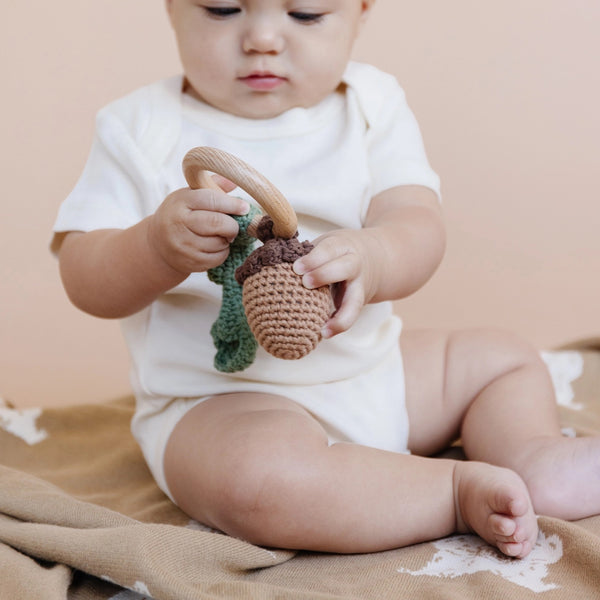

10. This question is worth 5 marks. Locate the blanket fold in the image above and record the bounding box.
[0,435,295,599]
[1,343,599,599]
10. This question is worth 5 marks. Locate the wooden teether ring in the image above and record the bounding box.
[183,146,297,239]
[182,146,332,362]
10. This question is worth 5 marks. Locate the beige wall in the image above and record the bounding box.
[1,0,598,408]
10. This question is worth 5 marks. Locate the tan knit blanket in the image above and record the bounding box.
[1,340,600,599]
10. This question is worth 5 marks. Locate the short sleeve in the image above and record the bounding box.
[367,86,440,199]
[52,131,144,237]
[50,89,174,254]
[344,63,441,200]
[51,77,184,255]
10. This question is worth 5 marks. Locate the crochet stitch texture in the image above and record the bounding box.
[236,216,332,361]
[207,204,262,373]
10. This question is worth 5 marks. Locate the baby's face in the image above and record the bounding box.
[166,0,372,119]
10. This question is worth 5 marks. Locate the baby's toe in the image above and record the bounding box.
[489,513,517,537]
[509,520,538,557]
[501,532,537,559]
[491,482,529,518]
[498,540,527,558]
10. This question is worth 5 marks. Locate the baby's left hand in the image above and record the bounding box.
[293,229,380,338]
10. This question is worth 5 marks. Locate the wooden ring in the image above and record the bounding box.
[182,146,298,239]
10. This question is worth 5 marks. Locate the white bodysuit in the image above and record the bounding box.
[53,62,441,500]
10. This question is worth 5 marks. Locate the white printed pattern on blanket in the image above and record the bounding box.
[132,582,151,595]
[398,530,563,593]
[0,400,47,445]
[541,350,584,410]
[105,577,153,600]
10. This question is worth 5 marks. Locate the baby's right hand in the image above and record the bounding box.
[147,184,249,275]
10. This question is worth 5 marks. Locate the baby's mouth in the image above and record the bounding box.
[240,72,287,91]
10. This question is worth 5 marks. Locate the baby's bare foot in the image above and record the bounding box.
[518,435,600,521]
[453,461,538,558]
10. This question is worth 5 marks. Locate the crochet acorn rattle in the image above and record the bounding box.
[183,147,333,373]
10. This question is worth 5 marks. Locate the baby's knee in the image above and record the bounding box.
[450,328,545,378]
[210,443,321,547]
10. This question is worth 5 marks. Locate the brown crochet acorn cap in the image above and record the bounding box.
[183,147,333,360]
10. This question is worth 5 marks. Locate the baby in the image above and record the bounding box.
[53,0,600,558]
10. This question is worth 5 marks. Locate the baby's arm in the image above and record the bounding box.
[293,185,445,338]
[57,183,248,318]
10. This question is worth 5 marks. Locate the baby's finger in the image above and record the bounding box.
[294,232,354,275]
[191,234,232,255]
[157,228,232,274]
[293,236,344,276]
[322,280,365,338]
[186,210,241,244]
[299,252,360,290]
[186,188,249,216]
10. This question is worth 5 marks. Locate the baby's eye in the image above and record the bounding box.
[203,6,241,18]
[288,11,325,24]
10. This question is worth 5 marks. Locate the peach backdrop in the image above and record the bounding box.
[1,1,598,408]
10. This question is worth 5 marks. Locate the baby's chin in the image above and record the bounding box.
[184,79,340,120]
[216,96,309,121]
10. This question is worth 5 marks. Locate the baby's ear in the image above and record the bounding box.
[360,0,375,21]
[357,0,375,30]
[165,0,174,21]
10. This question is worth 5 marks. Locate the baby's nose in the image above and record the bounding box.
[242,16,285,54]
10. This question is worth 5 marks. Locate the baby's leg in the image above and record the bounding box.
[403,328,600,525]
[162,392,532,555]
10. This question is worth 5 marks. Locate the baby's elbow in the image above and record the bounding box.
[64,289,127,319]
[60,274,125,319]
[58,262,130,320]
[57,232,134,319]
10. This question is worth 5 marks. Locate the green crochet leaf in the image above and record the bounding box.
[207,204,262,373]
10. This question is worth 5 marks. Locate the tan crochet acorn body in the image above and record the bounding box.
[183,147,333,364]
[236,216,332,359]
